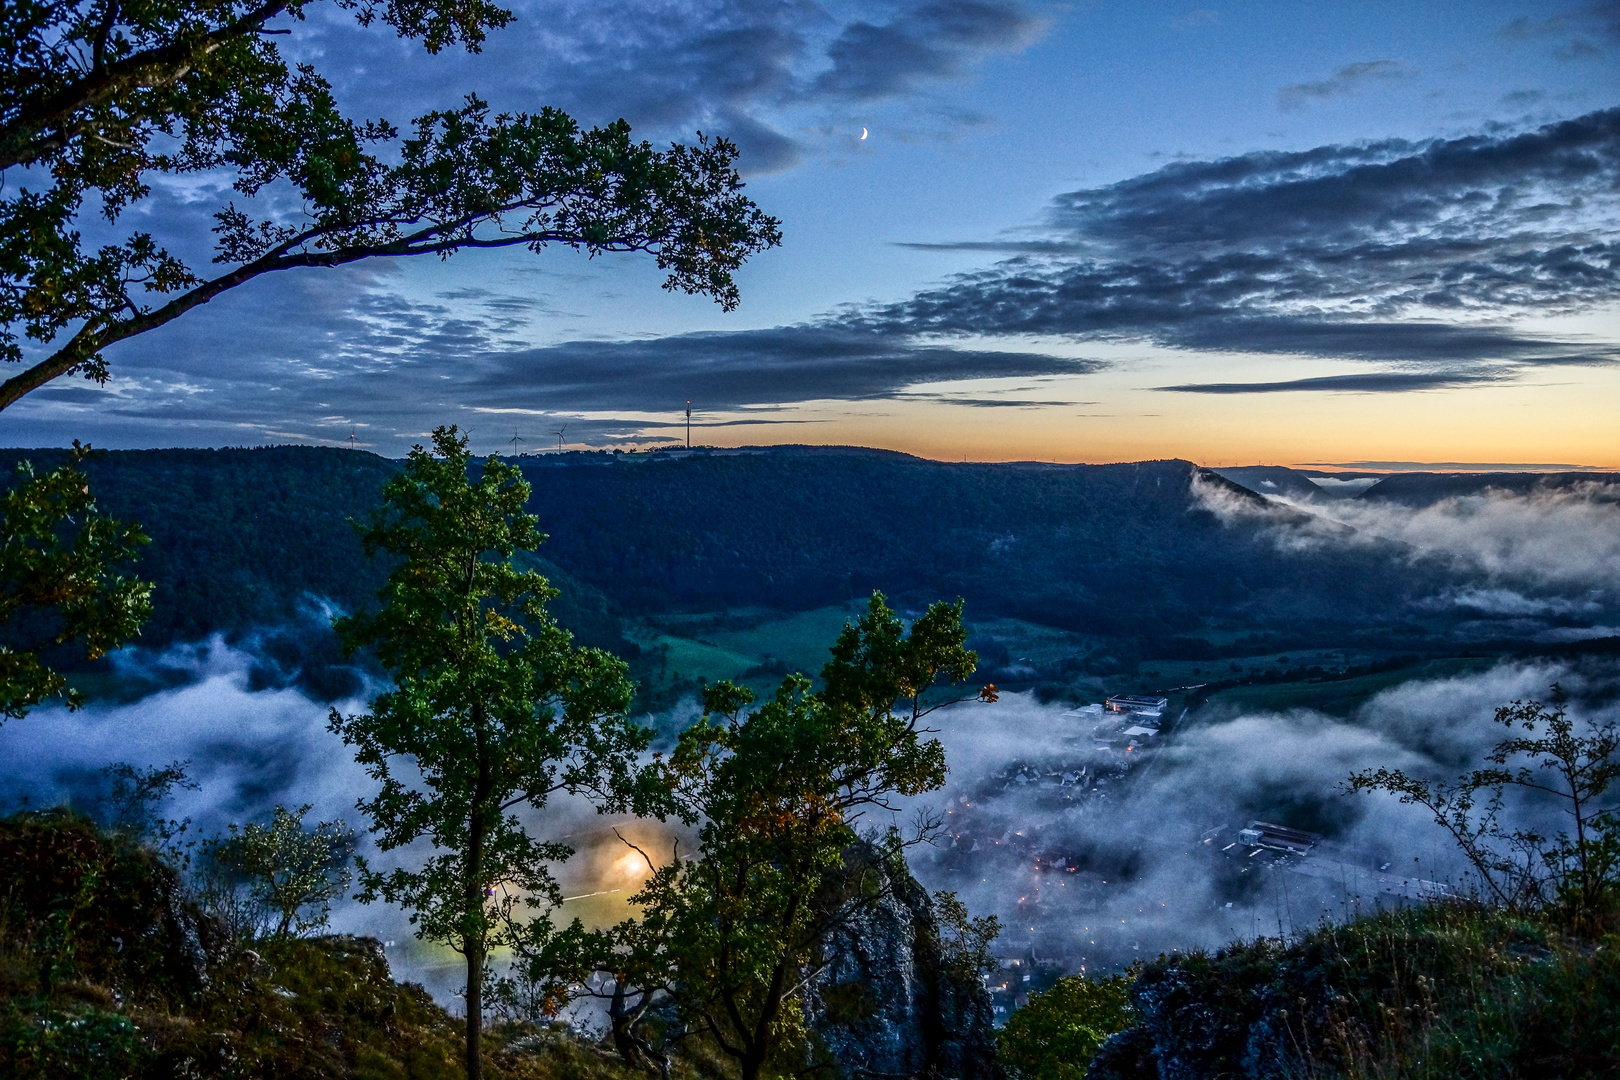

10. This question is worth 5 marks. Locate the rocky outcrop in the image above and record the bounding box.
[802,851,996,1079]
[1086,952,1309,1080]
[0,810,224,1005]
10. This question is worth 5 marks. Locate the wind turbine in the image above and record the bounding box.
[509,428,525,457]
[552,424,567,453]
[348,427,358,449]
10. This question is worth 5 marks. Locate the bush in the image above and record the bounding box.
[196,805,354,941]
[997,974,1134,1080]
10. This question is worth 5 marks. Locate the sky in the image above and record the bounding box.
[5,0,1620,466]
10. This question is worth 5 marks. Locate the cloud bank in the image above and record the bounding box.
[1198,473,1620,593]
[880,107,1620,381]
[3,630,1617,993]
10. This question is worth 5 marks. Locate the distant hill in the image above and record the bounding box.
[1210,465,1387,502]
[8,444,1606,674]
[510,449,1445,644]
[1360,470,1620,505]
[1209,466,1338,502]
[1209,464,1620,509]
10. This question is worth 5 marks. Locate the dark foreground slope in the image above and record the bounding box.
[0,813,994,1080]
[0,812,644,1080]
[1085,903,1620,1080]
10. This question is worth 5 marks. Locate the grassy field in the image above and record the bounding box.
[625,606,1497,721]
[702,603,869,677]
[630,605,1110,705]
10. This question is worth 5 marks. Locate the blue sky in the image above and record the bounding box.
[6,1,1619,465]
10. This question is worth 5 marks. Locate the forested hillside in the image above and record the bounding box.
[513,449,1440,643]
[0,446,630,658]
[1359,469,1620,505]
[4,444,1607,679]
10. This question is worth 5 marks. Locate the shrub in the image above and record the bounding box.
[998,973,1134,1080]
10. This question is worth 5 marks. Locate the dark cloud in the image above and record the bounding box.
[279,1,1043,175]
[1501,89,1549,107]
[1499,2,1620,63]
[1155,371,1506,395]
[811,1,1043,101]
[462,326,1103,409]
[1501,2,1620,43]
[1277,59,1416,111]
[857,107,1620,382]
[5,269,1103,451]
[897,396,1091,407]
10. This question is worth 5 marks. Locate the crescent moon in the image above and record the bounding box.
[860,127,868,140]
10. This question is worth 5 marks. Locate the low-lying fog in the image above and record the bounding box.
[898,662,1619,974]
[3,636,1617,1000]
[1195,472,1620,633]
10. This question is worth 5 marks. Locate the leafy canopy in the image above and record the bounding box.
[997,973,1136,1080]
[0,0,781,409]
[200,804,356,940]
[0,444,150,719]
[583,594,989,1080]
[329,424,654,1080]
[97,759,195,843]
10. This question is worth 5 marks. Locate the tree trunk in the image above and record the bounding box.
[609,982,643,1070]
[466,764,482,1075]
[466,938,485,1080]
[466,735,488,1080]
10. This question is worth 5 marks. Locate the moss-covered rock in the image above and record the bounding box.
[0,810,219,1008]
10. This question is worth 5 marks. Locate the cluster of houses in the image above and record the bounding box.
[1062,694,1170,753]
[985,943,1067,1017]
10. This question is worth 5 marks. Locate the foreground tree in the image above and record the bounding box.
[200,804,356,940]
[1,1,781,410]
[330,425,656,1080]
[581,594,992,1080]
[1,445,150,719]
[1348,686,1620,930]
